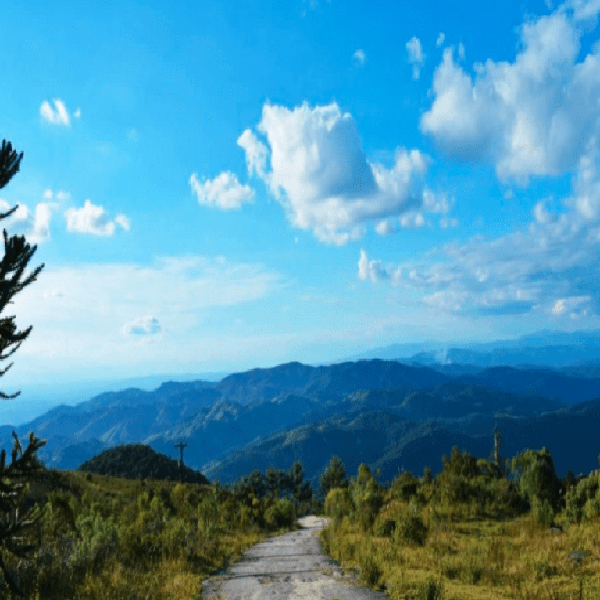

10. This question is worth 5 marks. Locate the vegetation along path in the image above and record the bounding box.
[201,516,388,599]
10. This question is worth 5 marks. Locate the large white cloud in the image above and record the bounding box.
[64,200,130,236]
[420,5,600,184]
[238,101,446,244]
[189,172,254,210]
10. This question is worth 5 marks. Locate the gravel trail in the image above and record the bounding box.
[201,516,390,600]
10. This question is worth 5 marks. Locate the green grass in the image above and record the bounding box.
[319,478,600,600]
[0,468,304,600]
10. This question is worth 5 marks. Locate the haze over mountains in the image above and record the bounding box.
[2,328,600,493]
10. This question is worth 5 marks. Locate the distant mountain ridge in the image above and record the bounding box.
[346,328,600,368]
[3,345,600,491]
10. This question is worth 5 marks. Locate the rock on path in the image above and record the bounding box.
[201,515,390,599]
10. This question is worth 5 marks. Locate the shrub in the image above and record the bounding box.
[358,552,383,590]
[349,470,384,532]
[565,473,599,524]
[391,470,419,501]
[373,514,396,537]
[70,512,119,575]
[264,498,296,529]
[394,500,429,547]
[531,496,555,528]
[325,487,354,525]
[198,495,220,536]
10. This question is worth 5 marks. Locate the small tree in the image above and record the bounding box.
[318,455,349,500]
[0,139,47,597]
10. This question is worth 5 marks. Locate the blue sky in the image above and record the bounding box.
[0,0,599,390]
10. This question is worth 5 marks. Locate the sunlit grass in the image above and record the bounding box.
[319,480,600,600]
[0,468,302,600]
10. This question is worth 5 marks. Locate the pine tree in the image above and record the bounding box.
[0,139,47,597]
[318,455,349,500]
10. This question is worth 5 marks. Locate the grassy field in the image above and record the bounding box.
[0,467,307,599]
[318,461,600,600]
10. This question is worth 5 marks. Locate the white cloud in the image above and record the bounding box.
[239,101,439,244]
[563,0,600,22]
[64,199,130,236]
[375,219,398,236]
[73,108,81,119]
[40,99,72,126]
[0,199,58,243]
[436,32,445,47]
[357,187,600,321]
[533,200,555,223]
[189,171,255,210]
[353,49,366,65]
[115,214,131,231]
[565,136,600,219]
[406,36,426,79]
[400,211,427,228]
[43,189,70,202]
[237,129,269,180]
[420,7,600,184]
[123,315,161,336]
[458,42,466,60]
[358,249,389,283]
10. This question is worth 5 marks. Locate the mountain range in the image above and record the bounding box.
[3,338,600,494]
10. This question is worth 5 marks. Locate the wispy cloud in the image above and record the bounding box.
[12,255,288,374]
[353,49,366,66]
[40,99,78,126]
[406,36,426,79]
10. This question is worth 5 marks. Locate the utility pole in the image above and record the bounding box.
[174,441,187,483]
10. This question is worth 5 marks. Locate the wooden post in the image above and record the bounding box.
[174,441,187,483]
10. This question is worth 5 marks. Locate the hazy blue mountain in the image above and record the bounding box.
[212,360,449,406]
[2,356,600,487]
[204,393,600,491]
[0,371,229,426]
[347,328,600,368]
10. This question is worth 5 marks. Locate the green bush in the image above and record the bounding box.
[531,496,555,528]
[349,471,384,532]
[264,498,296,529]
[391,470,419,502]
[358,552,383,590]
[325,487,354,525]
[70,512,119,575]
[373,514,396,537]
[565,473,599,524]
[393,500,429,547]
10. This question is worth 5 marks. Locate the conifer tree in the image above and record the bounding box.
[0,139,46,597]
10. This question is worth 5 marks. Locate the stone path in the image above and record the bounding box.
[201,516,390,599]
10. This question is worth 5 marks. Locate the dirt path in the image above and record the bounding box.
[201,516,389,599]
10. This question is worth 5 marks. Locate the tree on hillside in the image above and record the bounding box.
[506,446,562,512]
[289,460,312,511]
[318,455,349,500]
[0,139,47,597]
